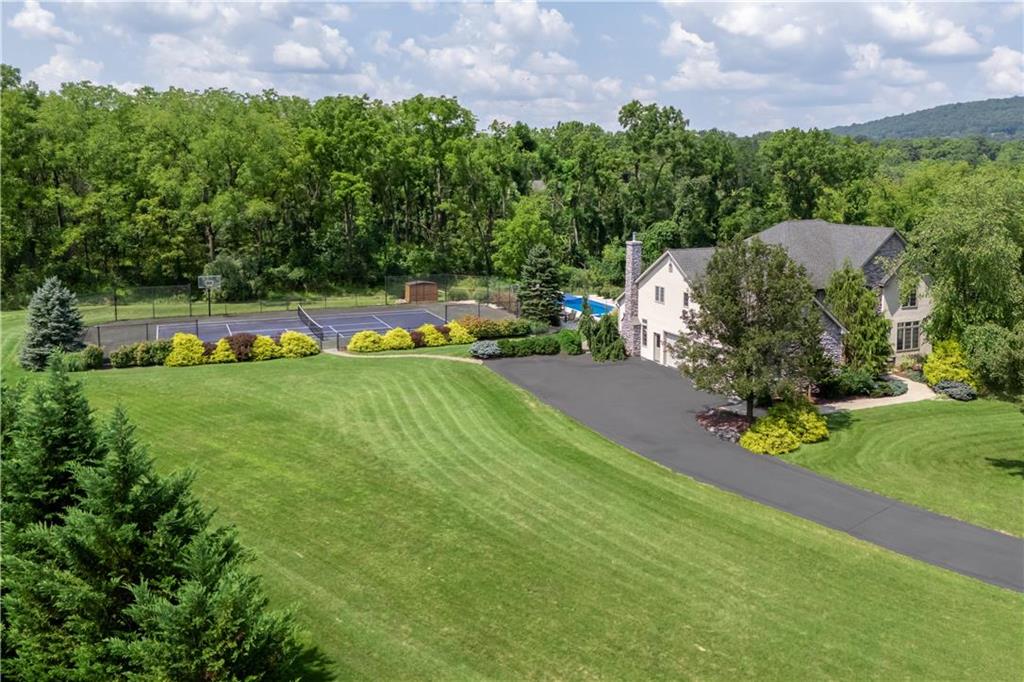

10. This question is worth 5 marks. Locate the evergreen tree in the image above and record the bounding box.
[676,238,829,419]
[1,378,26,449]
[4,357,101,529]
[518,244,562,325]
[825,262,892,375]
[576,296,595,347]
[19,277,85,371]
[590,313,627,362]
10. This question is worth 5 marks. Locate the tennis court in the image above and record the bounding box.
[154,307,448,344]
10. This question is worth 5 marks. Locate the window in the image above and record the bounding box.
[668,263,673,273]
[902,289,917,309]
[896,321,920,352]
[641,319,648,347]
[683,291,690,307]
[654,332,661,349]
[655,286,665,303]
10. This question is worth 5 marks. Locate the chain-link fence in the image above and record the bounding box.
[384,274,518,315]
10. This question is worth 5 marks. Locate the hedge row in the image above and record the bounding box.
[739,401,829,456]
[469,330,581,359]
[106,331,319,369]
[65,344,104,372]
[347,321,476,353]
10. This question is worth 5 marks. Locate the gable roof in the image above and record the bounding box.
[666,247,715,284]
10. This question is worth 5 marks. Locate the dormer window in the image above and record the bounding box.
[668,263,673,273]
[903,290,917,309]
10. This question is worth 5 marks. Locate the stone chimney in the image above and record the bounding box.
[620,234,642,356]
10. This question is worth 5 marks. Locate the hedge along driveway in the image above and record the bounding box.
[488,354,1024,592]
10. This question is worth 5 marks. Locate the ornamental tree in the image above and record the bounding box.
[518,244,562,325]
[19,276,84,370]
[590,312,627,362]
[576,296,595,347]
[675,238,829,419]
[825,261,892,375]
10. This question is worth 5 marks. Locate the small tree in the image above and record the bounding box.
[591,313,627,362]
[675,238,828,419]
[19,276,85,370]
[825,261,892,375]
[518,244,562,325]
[576,296,595,348]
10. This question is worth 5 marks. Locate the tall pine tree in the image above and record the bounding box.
[19,277,85,371]
[518,244,562,325]
[825,261,892,375]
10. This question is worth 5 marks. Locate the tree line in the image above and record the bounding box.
[3,63,1022,306]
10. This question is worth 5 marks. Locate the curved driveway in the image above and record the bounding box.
[489,355,1024,592]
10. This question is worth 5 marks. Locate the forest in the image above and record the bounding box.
[829,96,1024,140]
[2,63,1022,305]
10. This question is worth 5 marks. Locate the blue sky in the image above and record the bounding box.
[3,1,1022,134]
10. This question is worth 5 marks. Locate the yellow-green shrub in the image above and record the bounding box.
[767,402,829,444]
[280,330,320,358]
[164,333,207,367]
[923,340,976,388]
[381,327,415,350]
[207,337,237,363]
[251,335,283,361]
[416,323,447,347]
[347,330,384,352]
[447,321,476,344]
[739,415,801,455]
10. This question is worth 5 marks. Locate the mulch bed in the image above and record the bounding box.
[696,407,754,443]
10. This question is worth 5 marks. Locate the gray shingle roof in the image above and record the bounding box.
[667,220,900,289]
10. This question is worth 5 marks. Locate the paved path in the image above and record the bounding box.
[819,374,936,412]
[489,355,1024,592]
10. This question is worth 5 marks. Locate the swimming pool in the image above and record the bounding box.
[562,293,615,316]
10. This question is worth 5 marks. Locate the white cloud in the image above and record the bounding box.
[979,47,1024,95]
[870,3,980,56]
[713,4,806,49]
[524,51,577,75]
[29,45,101,90]
[660,22,765,91]
[660,22,714,58]
[490,1,574,44]
[146,33,268,91]
[371,30,398,57]
[273,41,327,70]
[922,20,982,56]
[321,4,352,22]
[844,43,928,84]
[8,0,80,43]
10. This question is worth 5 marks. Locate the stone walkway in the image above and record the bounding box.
[489,355,1024,592]
[818,374,936,412]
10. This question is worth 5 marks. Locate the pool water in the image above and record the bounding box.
[562,294,615,316]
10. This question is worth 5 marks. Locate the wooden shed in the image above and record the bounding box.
[404,280,438,303]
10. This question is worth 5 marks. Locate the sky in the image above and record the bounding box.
[2,1,1022,134]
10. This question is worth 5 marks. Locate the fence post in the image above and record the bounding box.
[146,323,150,341]
[113,290,119,321]
[96,325,101,348]
[194,320,199,336]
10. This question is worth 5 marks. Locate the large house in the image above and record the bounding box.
[617,220,932,368]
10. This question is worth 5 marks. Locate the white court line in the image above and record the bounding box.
[371,314,393,329]
[225,322,233,335]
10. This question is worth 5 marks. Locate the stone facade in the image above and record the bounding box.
[620,238,643,356]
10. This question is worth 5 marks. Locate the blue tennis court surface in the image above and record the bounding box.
[155,308,448,343]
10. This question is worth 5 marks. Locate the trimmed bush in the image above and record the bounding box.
[591,313,627,362]
[868,378,908,398]
[818,366,876,398]
[280,330,320,358]
[416,324,448,347]
[556,329,583,355]
[381,327,415,351]
[202,341,217,358]
[497,335,560,357]
[934,380,977,401]
[500,318,532,337]
[767,402,829,444]
[457,315,531,339]
[409,330,426,348]
[165,333,207,367]
[923,340,976,388]
[525,319,550,335]
[347,330,384,353]
[447,321,476,345]
[225,332,258,362]
[469,340,502,359]
[110,343,139,368]
[251,335,283,361]
[135,339,172,367]
[208,338,238,363]
[79,344,104,370]
[739,415,802,455]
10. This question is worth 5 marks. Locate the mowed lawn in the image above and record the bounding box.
[46,353,1020,679]
[785,401,1024,536]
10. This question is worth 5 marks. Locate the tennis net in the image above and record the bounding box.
[296,304,325,341]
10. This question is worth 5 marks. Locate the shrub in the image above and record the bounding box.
[525,319,550,335]
[63,351,86,372]
[500,318,532,337]
[409,330,426,348]
[457,315,530,339]
[251,335,283,361]
[208,338,238,363]
[225,332,258,362]
[280,330,320,358]
[165,333,207,367]
[447,321,476,345]
[202,341,217,357]
[435,325,451,340]
[556,329,583,355]
[381,327,415,351]
[868,378,908,398]
[19,276,85,370]
[469,340,502,359]
[348,330,384,352]
[590,313,627,362]
[963,322,1024,397]
[923,340,976,388]
[934,380,977,401]
[497,335,559,357]
[818,366,875,398]
[79,344,104,370]
[416,324,448,347]
[135,340,173,367]
[739,415,802,455]
[110,343,139,368]
[767,402,829,444]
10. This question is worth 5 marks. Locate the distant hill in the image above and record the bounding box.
[830,97,1024,140]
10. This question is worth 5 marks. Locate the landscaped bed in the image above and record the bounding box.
[783,399,1024,536]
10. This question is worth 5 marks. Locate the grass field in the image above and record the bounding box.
[785,401,1024,536]
[2,311,1022,678]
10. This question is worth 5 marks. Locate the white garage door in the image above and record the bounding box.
[662,332,680,367]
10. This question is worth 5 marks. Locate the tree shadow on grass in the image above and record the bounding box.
[824,410,855,433]
[291,644,336,681]
[986,457,1024,478]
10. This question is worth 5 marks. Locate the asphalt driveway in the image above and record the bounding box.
[489,354,1024,592]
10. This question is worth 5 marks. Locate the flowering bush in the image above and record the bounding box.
[280,330,320,358]
[165,333,207,367]
[347,330,384,353]
[381,327,415,350]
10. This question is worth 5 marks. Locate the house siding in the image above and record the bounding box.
[881,275,933,357]
[635,257,695,367]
